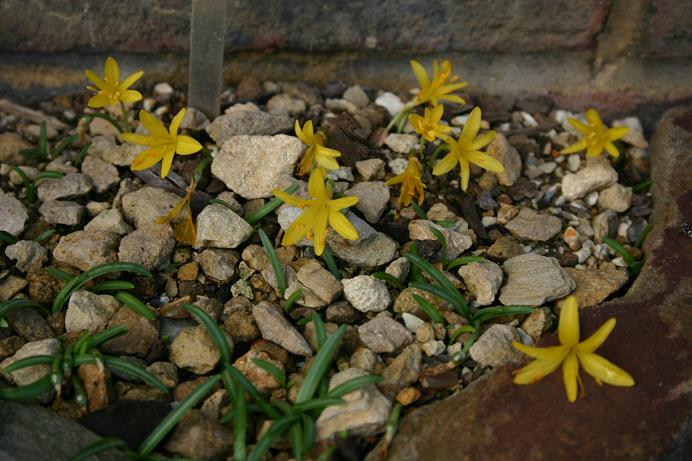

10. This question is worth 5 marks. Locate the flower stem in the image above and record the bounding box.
[386,102,415,133]
[120,102,131,132]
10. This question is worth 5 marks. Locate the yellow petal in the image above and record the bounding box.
[431,104,444,121]
[585,109,604,130]
[329,196,359,210]
[439,82,468,93]
[316,154,340,171]
[513,356,565,385]
[578,352,635,387]
[410,60,430,90]
[470,131,496,151]
[139,110,170,140]
[283,207,316,246]
[303,120,314,140]
[432,151,458,176]
[120,90,143,104]
[121,133,160,146]
[461,107,481,141]
[169,108,186,136]
[104,57,119,84]
[577,318,616,354]
[562,351,580,402]
[586,145,603,157]
[560,139,587,154]
[311,206,329,256]
[604,141,620,158]
[466,150,504,173]
[329,209,358,240]
[84,69,107,90]
[273,189,312,208]
[439,94,466,105]
[160,149,176,178]
[385,173,405,186]
[308,169,327,199]
[607,126,629,141]
[316,145,341,158]
[513,342,569,360]
[173,211,196,247]
[87,94,110,108]
[118,70,144,92]
[409,113,424,133]
[176,135,202,155]
[130,148,164,171]
[568,118,592,136]
[558,295,580,347]
[459,157,470,191]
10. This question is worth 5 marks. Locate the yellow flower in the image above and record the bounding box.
[156,180,196,246]
[385,156,426,208]
[121,108,202,178]
[513,295,635,403]
[272,169,359,256]
[411,59,467,107]
[409,105,452,142]
[295,120,341,175]
[84,57,144,108]
[561,109,629,158]
[433,107,503,191]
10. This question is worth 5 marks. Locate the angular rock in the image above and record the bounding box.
[38,200,85,225]
[487,133,522,186]
[169,326,229,374]
[65,290,120,334]
[0,132,31,164]
[5,240,48,273]
[379,344,422,397]
[566,267,629,308]
[37,173,92,202]
[80,156,120,193]
[469,324,520,367]
[458,261,504,306]
[345,181,390,223]
[316,368,391,440]
[343,85,369,108]
[504,208,562,241]
[233,348,284,394]
[3,306,52,341]
[593,209,618,243]
[88,135,145,166]
[198,249,238,282]
[252,302,312,356]
[102,307,158,358]
[0,191,28,236]
[342,275,391,313]
[205,110,292,144]
[211,135,302,199]
[84,209,133,235]
[53,230,120,271]
[409,219,472,259]
[358,312,413,353]
[356,158,385,181]
[330,231,398,268]
[266,94,306,115]
[121,186,180,228]
[0,276,27,301]
[394,287,445,318]
[0,338,58,386]
[499,254,576,306]
[193,203,253,249]
[287,259,343,308]
[384,134,417,153]
[561,162,618,200]
[118,225,175,271]
[163,410,232,460]
[598,184,632,212]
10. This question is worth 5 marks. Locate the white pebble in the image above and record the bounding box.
[586,191,599,207]
[481,216,497,227]
[402,313,425,333]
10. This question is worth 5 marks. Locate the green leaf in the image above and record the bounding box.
[34,171,65,183]
[634,223,652,249]
[68,437,129,461]
[406,253,469,317]
[411,201,427,220]
[289,422,304,460]
[182,303,231,363]
[224,364,281,420]
[296,325,346,403]
[223,370,247,461]
[409,282,461,315]
[52,262,152,313]
[252,358,286,388]
[448,324,476,345]
[38,122,48,160]
[248,414,301,461]
[445,255,487,270]
[11,166,34,203]
[412,294,445,324]
[74,354,168,393]
[83,326,128,351]
[51,135,78,159]
[327,375,382,398]
[633,179,652,194]
[138,374,221,455]
[322,244,341,280]
[312,312,327,351]
[0,298,49,320]
[283,288,303,312]
[1,355,54,374]
[34,229,56,243]
[428,225,447,263]
[371,272,404,290]
[208,198,237,211]
[73,141,92,168]
[245,184,298,224]
[91,280,135,293]
[472,305,534,325]
[259,228,287,297]
[0,375,52,401]
[301,413,316,456]
[45,266,74,282]
[0,231,18,245]
[115,292,156,321]
[603,237,637,266]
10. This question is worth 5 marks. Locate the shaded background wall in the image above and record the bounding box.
[1,0,691,124]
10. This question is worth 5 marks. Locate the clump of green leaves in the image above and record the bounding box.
[603,230,650,275]
[19,122,78,162]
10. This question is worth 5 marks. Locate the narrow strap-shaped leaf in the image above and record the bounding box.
[0,375,52,401]
[412,294,445,324]
[258,228,287,297]
[115,292,156,321]
[445,255,487,270]
[68,437,129,461]
[327,375,382,398]
[245,184,298,224]
[73,354,168,393]
[247,414,301,461]
[252,358,286,388]
[182,303,231,363]
[1,355,54,374]
[0,298,48,319]
[322,244,341,280]
[296,324,346,403]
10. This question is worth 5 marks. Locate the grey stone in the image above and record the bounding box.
[358,312,413,353]
[561,162,618,200]
[169,326,229,374]
[3,306,52,341]
[81,155,120,193]
[409,219,472,259]
[598,183,632,212]
[121,186,180,228]
[287,259,343,308]
[89,136,146,166]
[458,261,504,306]
[384,133,418,153]
[385,256,410,281]
[343,85,370,108]
[205,111,292,144]
[375,92,405,117]
[198,249,239,282]
[504,208,563,241]
[118,225,175,271]
[487,133,522,186]
[469,324,520,367]
[5,240,48,273]
[252,301,312,356]
[0,191,28,236]
[163,409,232,460]
[53,230,120,271]
[379,344,422,397]
[84,209,133,235]
[193,203,253,249]
[316,368,391,440]
[65,290,119,334]
[36,173,92,202]
[102,306,158,358]
[345,181,390,223]
[356,158,385,181]
[0,338,59,386]
[342,275,391,313]
[266,94,306,115]
[499,254,576,306]
[38,200,85,225]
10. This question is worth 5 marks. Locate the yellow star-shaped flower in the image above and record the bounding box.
[433,106,503,191]
[561,109,629,158]
[411,59,467,107]
[385,155,426,208]
[272,169,359,256]
[121,108,202,178]
[84,57,143,108]
[513,295,635,403]
[409,105,452,142]
[295,120,341,175]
